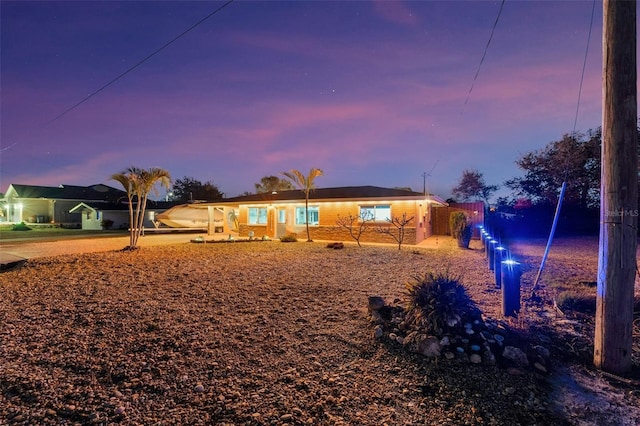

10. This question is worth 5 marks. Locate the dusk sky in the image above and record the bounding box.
[1,1,608,200]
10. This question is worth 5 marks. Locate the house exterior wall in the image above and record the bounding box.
[80,209,105,230]
[235,199,425,245]
[21,199,49,223]
[53,200,83,224]
[5,198,83,225]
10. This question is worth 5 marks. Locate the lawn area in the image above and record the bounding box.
[0,237,638,425]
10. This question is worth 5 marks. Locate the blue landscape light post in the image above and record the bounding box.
[484,234,493,260]
[494,246,507,288]
[488,240,498,269]
[501,260,522,317]
[480,229,489,252]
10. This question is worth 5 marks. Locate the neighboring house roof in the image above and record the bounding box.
[69,200,176,213]
[4,183,126,202]
[200,186,447,206]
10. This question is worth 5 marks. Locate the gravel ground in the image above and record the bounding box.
[0,237,638,425]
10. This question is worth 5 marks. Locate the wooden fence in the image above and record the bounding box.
[431,201,485,238]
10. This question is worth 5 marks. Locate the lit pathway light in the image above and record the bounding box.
[501,260,522,317]
[487,240,498,267]
[494,246,507,288]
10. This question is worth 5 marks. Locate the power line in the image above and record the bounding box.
[48,0,236,124]
[533,0,597,289]
[464,0,505,105]
[571,0,597,135]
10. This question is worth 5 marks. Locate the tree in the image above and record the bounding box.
[336,211,374,247]
[282,168,324,242]
[505,130,601,209]
[111,166,171,250]
[451,169,498,203]
[254,175,294,193]
[375,213,414,250]
[171,176,224,202]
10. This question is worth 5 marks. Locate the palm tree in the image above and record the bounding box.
[111,166,172,249]
[282,168,324,242]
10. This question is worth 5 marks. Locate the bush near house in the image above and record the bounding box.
[11,222,31,231]
[280,234,298,242]
[101,219,114,230]
[449,211,472,248]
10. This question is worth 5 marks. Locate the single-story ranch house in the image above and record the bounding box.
[68,200,175,230]
[1,183,126,225]
[1,183,173,229]
[192,186,452,245]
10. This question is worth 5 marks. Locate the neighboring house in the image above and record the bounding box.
[193,186,448,245]
[1,183,127,226]
[69,200,175,230]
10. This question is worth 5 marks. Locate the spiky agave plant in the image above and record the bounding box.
[404,270,481,334]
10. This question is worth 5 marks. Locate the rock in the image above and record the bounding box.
[533,345,550,360]
[194,384,205,393]
[507,367,524,376]
[483,349,496,366]
[115,406,126,415]
[403,331,416,345]
[470,344,481,352]
[502,346,529,367]
[444,351,455,360]
[368,296,385,311]
[388,333,398,341]
[439,336,450,346]
[469,354,482,364]
[417,336,441,357]
[326,242,344,249]
[373,325,384,339]
[533,362,548,373]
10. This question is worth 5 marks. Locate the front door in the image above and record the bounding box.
[276,208,287,238]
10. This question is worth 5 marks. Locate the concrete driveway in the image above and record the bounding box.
[0,232,209,269]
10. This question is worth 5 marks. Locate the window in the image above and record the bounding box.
[295,206,319,225]
[278,209,286,224]
[360,205,391,222]
[248,207,267,224]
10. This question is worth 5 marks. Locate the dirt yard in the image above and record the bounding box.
[0,237,638,425]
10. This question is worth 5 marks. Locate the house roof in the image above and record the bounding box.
[69,200,176,213]
[5,184,126,202]
[202,186,446,205]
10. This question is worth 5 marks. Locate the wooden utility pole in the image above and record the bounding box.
[594,0,637,374]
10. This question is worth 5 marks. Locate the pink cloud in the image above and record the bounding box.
[371,1,419,26]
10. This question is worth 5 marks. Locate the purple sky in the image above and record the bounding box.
[1,1,607,199]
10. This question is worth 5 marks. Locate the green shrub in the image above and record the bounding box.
[101,219,114,230]
[280,234,298,242]
[404,270,480,334]
[449,211,472,248]
[11,222,31,231]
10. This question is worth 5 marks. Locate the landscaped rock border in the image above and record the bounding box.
[368,296,552,375]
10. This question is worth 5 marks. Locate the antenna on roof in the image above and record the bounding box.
[421,159,439,196]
